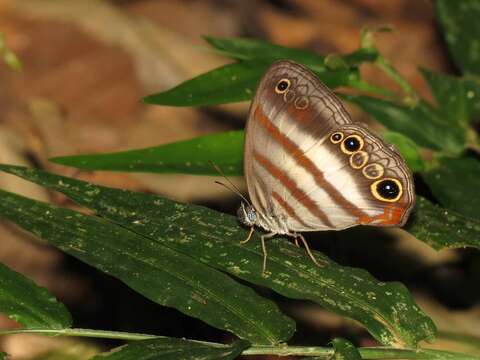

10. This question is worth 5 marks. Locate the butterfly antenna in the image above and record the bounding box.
[209,161,251,206]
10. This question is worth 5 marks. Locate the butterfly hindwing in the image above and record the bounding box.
[244,60,415,234]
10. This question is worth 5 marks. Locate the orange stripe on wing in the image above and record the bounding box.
[254,105,367,219]
[253,150,332,227]
[271,191,311,229]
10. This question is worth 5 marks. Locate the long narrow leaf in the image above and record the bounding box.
[143,60,269,106]
[204,36,326,65]
[0,188,295,345]
[90,338,249,360]
[50,130,424,176]
[205,36,378,67]
[0,165,436,348]
[143,60,355,107]
[50,131,244,175]
[0,262,71,329]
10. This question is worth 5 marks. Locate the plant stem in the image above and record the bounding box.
[374,55,417,101]
[0,328,479,359]
[346,78,397,99]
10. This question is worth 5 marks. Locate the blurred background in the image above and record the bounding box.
[0,1,478,359]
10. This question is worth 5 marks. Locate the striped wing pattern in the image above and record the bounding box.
[244,60,415,235]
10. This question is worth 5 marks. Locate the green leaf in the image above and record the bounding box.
[143,60,269,106]
[0,189,294,345]
[204,36,326,64]
[421,68,480,125]
[0,261,72,329]
[382,131,426,172]
[436,0,480,75]
[406,196,480,250]
[331,338,361,360]
[205,36,379,67]
[50,131,244,176]
[344,94,466,155]
[91,338,249,360]
[422,157,480,218]
[143,59,355,107]
[144,37,365,107]
[50,129,426,176]
[0,165,436,348]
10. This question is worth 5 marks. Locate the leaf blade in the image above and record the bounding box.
[50,131,244,175]
[0,187,295,345]
[0,165,436,347]
[143,60,268,106]
[436,0,480,75]
[422,157,480,219]
[50,129,425,176]
[143,59,355,107]
[0,262,72,329]
[406,196,480,251]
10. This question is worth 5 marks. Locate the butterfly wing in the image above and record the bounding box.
[244,60,414,233]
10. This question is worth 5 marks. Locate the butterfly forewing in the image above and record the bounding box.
[244,60,415,235]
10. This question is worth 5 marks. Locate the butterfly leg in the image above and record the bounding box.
[261,232,277,274]
[240,227,255,244]
[295,233,326,267]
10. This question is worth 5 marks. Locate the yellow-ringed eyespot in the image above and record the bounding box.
[371,178,403,202]
[294,96,309,109]
[349,151,369,169]
[341,134,364,154]
[330,132,344,144]
[362,163,384,179]
[275,78,291,94]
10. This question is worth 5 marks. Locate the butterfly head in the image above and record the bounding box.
[237,202,257,227]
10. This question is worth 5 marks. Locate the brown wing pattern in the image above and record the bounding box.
[244,60,415,234]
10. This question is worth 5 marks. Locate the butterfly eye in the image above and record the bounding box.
[371,178,403,202]
[341,135,364,154]
[330,132,344,143]
[275,78,291,94]
[362,163,384,179]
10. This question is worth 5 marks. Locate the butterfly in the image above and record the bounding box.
[236,60,415,272]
